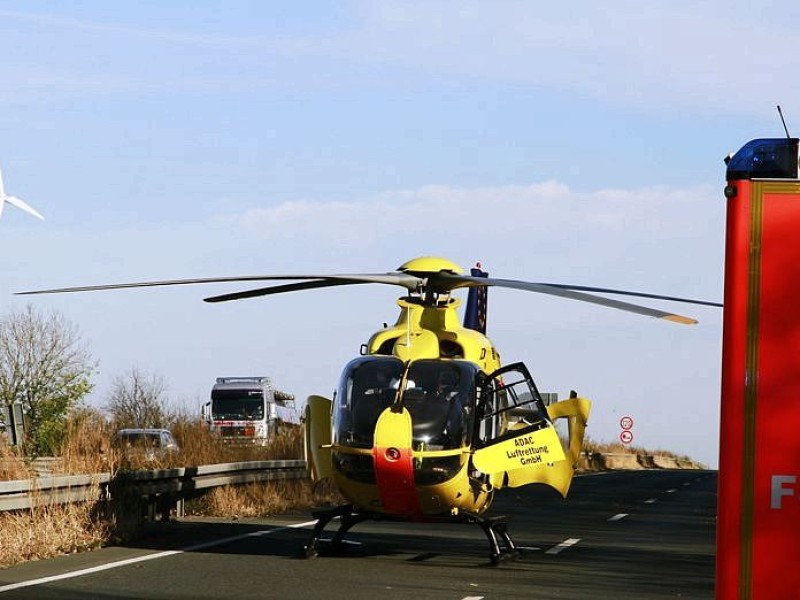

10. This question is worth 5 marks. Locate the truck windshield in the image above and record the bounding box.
[211,390,264,420]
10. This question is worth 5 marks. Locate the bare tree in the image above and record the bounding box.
[0,305,95,455]
[106,367,170,429]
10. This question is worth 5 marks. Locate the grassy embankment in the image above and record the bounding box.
[580,436,706,470]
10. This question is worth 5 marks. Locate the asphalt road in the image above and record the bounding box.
[0,469,716,599]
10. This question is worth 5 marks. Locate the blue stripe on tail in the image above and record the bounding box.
[463,264,488,334]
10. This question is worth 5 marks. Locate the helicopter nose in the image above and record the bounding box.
[372,407,421,518]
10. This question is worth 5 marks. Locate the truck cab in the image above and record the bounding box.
[202,376,300,444]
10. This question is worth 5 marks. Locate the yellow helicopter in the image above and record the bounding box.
[19,255,720,563]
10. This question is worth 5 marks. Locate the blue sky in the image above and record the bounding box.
[2,1,798,467]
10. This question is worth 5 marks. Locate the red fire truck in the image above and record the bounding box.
[718,136,800,599]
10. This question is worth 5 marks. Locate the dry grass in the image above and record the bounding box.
[188,479,343,519]
[0,438,31,480]
[39,412,306,473]
[0,413,316,569]
[169,416,304,466]
[174,421,341,518]
[59,409,120,475]
[581,435,700,464]
[0,501,109,568]
[578,435,705,471]
[582,436,647,456]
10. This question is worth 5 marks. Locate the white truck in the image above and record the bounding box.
[202,377,300,444]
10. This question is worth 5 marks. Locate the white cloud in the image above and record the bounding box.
[224,180,723,294]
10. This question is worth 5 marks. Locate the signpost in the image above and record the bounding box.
[619,415,634,445]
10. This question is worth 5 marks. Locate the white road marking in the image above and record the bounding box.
[0,520,318,594]
[607,513,629,522]
[545,538,580,555]
[461,597,484,600]
[644,498,658,504]
[666,488,677,493]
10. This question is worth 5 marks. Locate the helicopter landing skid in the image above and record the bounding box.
[304,504,368,558]
[466,513,519,565]
[303,505,519,565]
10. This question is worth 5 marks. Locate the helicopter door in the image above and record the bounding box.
[471,362,573,496]
[305,395,333,482]
[474,362,550,445]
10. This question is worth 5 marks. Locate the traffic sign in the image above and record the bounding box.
[619,430,634,445]
[620,416,634,431]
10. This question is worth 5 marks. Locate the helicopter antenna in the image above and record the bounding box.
[777,105,791,138]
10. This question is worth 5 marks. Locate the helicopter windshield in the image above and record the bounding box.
[333,356,477,451]
[334,356,405,449]
[403,360,476,451]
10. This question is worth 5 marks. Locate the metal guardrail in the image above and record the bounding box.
[0,473,112,511]
[116,460,307,494]
[0,460,307,513]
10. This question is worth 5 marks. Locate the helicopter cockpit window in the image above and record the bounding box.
[402,360,477,451]
[333,356,478,454]
[333,356,404,449]
[477,362,549,446]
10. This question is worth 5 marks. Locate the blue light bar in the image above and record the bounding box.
[726,138,799,180]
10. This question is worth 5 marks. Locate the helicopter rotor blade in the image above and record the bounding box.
[432,273,721,307]
[527,283,722,308]
[17,272,424,296]
[203,279,370,303]
[15,258,719,325]
[432,273,703,325]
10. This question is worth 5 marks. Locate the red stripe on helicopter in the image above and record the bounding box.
[372,445,422,519]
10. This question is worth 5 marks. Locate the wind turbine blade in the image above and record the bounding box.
[0,169,44,220]
[6,195,44,220]
[434,273,700,324]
